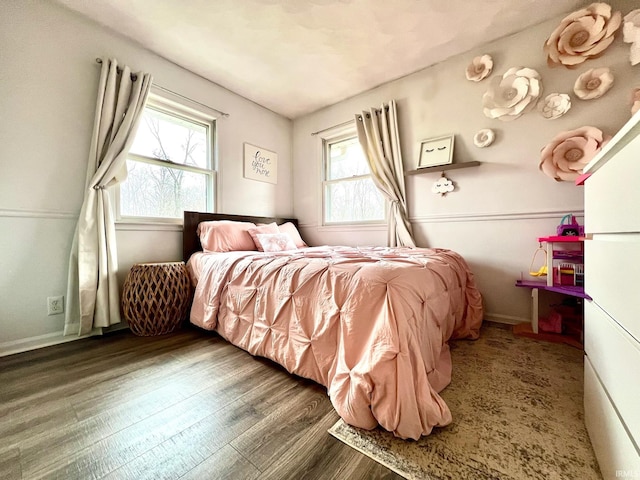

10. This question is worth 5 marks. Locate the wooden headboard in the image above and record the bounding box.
[183,211,300,261]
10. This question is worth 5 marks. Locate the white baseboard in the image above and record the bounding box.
[484,312,529,325]
[103,322,130,333]
[0,329,103,357]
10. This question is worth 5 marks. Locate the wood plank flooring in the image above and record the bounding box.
[0,327,401,480]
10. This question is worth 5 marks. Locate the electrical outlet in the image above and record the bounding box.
[47,296,64,316]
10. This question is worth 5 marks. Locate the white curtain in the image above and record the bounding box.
[356,100,416,247]
[65,58,152,336]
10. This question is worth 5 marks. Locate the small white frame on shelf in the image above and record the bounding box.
[417,135,454,168]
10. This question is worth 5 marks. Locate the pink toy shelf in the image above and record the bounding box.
[515,234,588,346]
[515,279,590,299]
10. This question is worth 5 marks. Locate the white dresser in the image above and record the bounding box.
[582,113,640,479]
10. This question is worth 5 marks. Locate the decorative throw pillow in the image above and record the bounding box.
[247,222,280,251]
[197,220,257,252]
[278,222,308,248]
[256,233,298,252]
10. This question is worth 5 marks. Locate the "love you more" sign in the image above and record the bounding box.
[243,143,278,184]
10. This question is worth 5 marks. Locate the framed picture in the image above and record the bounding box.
[418,134,454,168]
[243,143,278,184]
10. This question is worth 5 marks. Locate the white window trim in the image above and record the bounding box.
[319,124,386,227]
[113,88,218,225]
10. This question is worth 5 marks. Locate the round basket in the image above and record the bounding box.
[122,262,192,336]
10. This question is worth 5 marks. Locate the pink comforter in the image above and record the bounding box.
[188,246,483,439]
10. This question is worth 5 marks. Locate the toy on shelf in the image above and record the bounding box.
[556,214,584,236]
[530,212,586,288]
[538,235,584,288]
[528,246,548,277]
[522,213,586,289]
[555,262,585,286]
[539,297,584,340]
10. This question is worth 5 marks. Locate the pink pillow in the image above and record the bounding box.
[278,222,307,248]
[256,233,297,252]
[197,220,257,252]
[247,222,280,251]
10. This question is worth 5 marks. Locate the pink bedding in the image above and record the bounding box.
[188,245,483,439]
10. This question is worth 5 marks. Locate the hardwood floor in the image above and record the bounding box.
[0,327,401,480]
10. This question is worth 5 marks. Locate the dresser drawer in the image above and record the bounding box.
[584,357,640,479]
[585,236,640,341]
[584,300,640,449]
[585,130,640,234]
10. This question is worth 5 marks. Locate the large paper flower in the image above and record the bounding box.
[465,54,493,82]
[544,2,622,68]
[539,93,571,119]
[539,126,611,181]
[482,67,543,121]
[623,9,640,65]
[574,67,614,99]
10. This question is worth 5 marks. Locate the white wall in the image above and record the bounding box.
[0,0,293,353]
[292,2,638,324]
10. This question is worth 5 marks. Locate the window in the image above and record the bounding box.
[323,133,385,225]
[118,95,215,221]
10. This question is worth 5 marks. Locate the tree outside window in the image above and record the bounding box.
[323,135,385,224]
[119,101,215,220]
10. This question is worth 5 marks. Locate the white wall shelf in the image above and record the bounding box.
[405,161,481,176]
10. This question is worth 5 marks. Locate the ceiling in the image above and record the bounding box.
[55,0,587,119]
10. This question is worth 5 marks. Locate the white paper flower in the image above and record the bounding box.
[623,9,640,65]
[539,126,611,182]
[574,67,614,100]
[631,87,640,115]
[482,67,543,121]
[473,129,495,147]
[544,2,622,68]
[538,93,572,119]
[465,55,493,82]
[432,176,455,196]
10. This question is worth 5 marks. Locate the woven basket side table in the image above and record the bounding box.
[122,262,192,336]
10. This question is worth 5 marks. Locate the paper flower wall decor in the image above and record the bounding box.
[482,67,543,121]
[574,67,614,100]
[623,9,640,65]
[631,87,640,115]
[465,55,493,82]
[432,174,455,196]
[473,129,495,147]
[538,93,572,119]
[544,2,622,68]
[539,126,611,182]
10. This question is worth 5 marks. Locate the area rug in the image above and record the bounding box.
[328,323,601,480]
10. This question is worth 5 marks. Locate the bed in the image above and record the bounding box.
[183,211,483,439]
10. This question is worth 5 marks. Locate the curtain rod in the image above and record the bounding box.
[311,105,391,136]
[95,58,230,118]
[357,105,390,121]
[310,119,354,136]
[95,58,137,81]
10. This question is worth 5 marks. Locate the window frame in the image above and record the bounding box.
[114,90,217,225]
[321,129,386,226]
